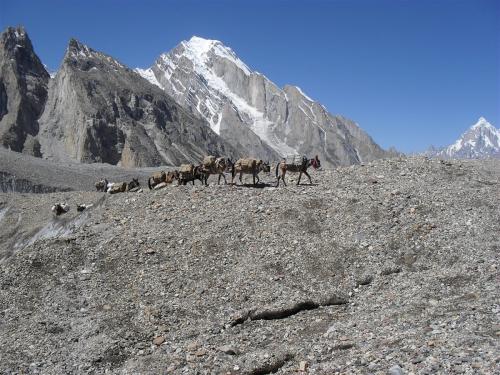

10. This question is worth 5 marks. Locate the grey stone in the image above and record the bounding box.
[388,365,405,375]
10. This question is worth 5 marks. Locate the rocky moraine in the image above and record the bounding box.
[0,156,498,374]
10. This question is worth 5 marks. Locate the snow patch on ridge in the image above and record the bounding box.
[183,36,252,76]
[135,68,163,89]
[295,86,314,102]
[137,36,304,156]
[141,36,296,155]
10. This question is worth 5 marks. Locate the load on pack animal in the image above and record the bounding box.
[95,178,108,192]
[107,178,141,194]
[148,171,178,190]
[177,164,206,185]
[231,158,270,186]
[275,155,320,186]
[201,156,233,185]
[51,203,70,216]
[77,204,93,212]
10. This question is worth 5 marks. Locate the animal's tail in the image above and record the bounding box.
[226,158,234,173]
[231,161,236,180]
[148,177,153,190]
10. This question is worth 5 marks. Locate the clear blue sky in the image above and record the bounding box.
[1,0,499,153]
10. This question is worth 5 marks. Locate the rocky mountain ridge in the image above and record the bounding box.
[0,27,240,167]
[0,26,49,154]
[0,26,395,168]
[37,38,238,167]
[137,36,393,167]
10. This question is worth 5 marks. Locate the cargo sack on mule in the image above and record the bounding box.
[179,164,194,174]
[285,155,307,167]
[236,158,257,170]
[203,156,216,168]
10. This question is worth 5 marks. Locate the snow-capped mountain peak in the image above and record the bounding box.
[471,116,496,131]
[180,36,252,76]
[426,117,500,159]
[135,36,390,166]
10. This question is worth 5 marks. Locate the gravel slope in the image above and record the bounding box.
[0,148,164,192]
[0,157,499,374]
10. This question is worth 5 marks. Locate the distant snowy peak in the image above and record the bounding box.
[431,117,500,159]
[471,116,497,131]
[180,36,252,76]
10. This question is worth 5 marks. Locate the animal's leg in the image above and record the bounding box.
[255,173,260,184]
[297,172,302,185]
[253,173,256,186]
[239,172,243,184]
[283,170,287,187]
[304,170,312,184]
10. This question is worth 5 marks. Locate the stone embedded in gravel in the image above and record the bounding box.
[388,364,405,375]
[152,336,165,346]
[299,360,309,371]
[333,341,355,350]
[195,348,207,357]
[218,345,238,355]
[186,342,199,352]
[356,274,374,285]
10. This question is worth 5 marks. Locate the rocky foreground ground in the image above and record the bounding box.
[0,157,499,374]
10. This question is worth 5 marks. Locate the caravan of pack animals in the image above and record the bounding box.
[59,156,312,216]
[94,155,321,193]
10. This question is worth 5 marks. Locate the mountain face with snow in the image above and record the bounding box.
[424,117,500,159]
[137,36,391,167]
[0,26,49,155]
[10,32,238,167]
[0,26,240,167]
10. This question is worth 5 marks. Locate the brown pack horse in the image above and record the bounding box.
[201,157,233,185]
[275,155,321,186]
[108,178,141,194]
[177,165,207,185]
[231,159,271,186]
[148,171,178,189]
[95,178,109,192]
